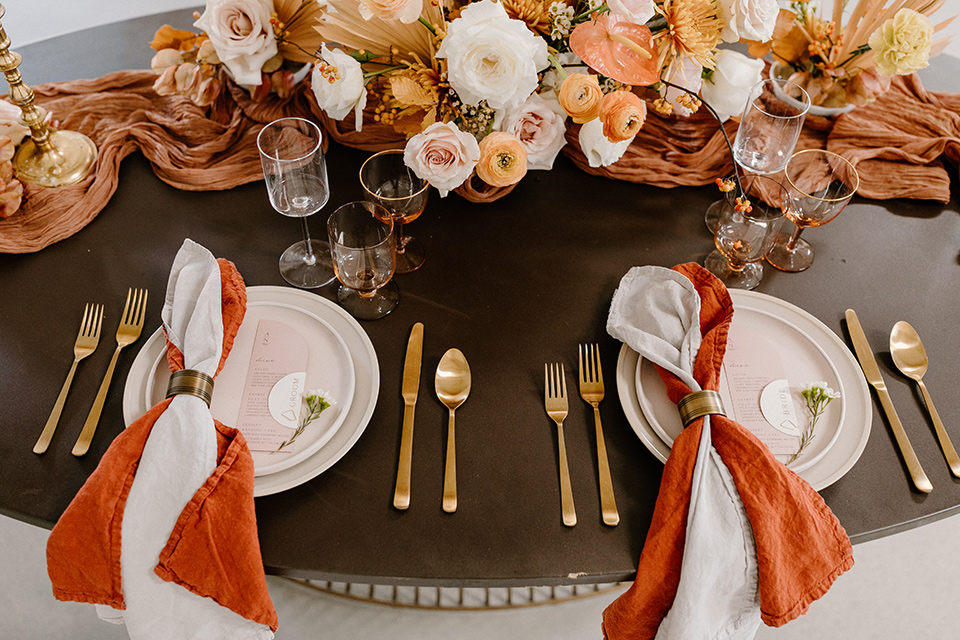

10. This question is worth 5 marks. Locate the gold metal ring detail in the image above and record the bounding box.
[166,369,214,407]
[678,390,725,428]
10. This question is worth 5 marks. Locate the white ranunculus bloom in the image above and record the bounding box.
[578,118,633,167]
[435,0,549,111]
[718,0,778,44]
[312,45,368,132]
[403,122,481,197]
[498,93,568,171]
[606,0,655,25]
[194,0,278,86]
[700,49,765,121]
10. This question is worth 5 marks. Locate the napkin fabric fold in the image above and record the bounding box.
[46,239,277,638]
[603,263,853,640]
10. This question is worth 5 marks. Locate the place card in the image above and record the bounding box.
[720,323,800,455]
[235,319,308,453]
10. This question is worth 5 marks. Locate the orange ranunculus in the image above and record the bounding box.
[599,90,647,143]
[558,73,603,124]
[476,132,528,188]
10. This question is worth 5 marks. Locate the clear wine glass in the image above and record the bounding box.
[705,78,810,232]
[704,175,788,290]
[766,149,859,273]
[257,117,335,288]
[327,201,399,320]
[359,149,429,274]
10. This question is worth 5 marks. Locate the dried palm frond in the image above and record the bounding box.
[317,0,446,64]
[274,0,326,63]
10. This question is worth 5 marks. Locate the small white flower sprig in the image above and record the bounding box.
[789,381,841,465]
[276,388,332,452]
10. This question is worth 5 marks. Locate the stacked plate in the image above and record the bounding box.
[123,286,379,496]
[616,289,872,491]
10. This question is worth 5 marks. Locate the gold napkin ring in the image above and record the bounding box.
[678,390,726,428]
[166,369,214,407]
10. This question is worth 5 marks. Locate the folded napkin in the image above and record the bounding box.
[603,263,853,640]
[46,239,277,639]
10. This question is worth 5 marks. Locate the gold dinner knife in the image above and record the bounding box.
[393,322,424,510]
[845,309,932,493]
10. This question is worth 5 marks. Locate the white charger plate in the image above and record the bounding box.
[616,289,872,491]
[635,304,845,471]
[123,286,379,496]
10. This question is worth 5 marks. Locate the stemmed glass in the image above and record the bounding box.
[704,175,788,290]
[257,117,335,288]
[766,149,859,272]
[327,201,399,320]
[359,149,429,274]
[705,78,810,232]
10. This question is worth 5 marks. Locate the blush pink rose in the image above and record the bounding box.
[359,0,423,24]
[403,122,481,197]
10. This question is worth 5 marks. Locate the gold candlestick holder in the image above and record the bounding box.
[0,5,96,187]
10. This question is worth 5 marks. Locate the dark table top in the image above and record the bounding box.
[2,10,960,586]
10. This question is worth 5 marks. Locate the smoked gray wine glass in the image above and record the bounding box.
[257,117,335,288]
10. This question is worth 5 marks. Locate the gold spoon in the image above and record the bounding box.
[436,348,471,513]
[890,321,960,477]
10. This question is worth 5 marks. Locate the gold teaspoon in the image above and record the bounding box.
[436,348,471,513]
[890,321,960,477]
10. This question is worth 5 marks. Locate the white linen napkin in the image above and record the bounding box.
[607,265,762,640]
[95,239,272,639]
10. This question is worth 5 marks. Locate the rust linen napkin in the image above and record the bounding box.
[46,239,277,637]
[603,263,853,639]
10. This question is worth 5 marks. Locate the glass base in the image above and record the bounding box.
[766,236,813,272]
[704,198,725,234]
[337,280,400,320]
[280,239,336,289]
[704,250,764,290]
[395,235,425,274]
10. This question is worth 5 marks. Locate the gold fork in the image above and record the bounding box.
[33,304,104,454]
[545,363,576,527]
[72,288,147,457]
[579,344,619,526]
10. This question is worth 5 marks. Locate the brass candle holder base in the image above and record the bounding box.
[13,129,97,187]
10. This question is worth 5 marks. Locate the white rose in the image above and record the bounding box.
[700,49,764,121]
[606,0,655,25]
[435,0,549,111]
[312,45,368,132]
[403,122,481,197]
[359,0,423,24]
[661,56,703,117]
[718,0,778,43]
[578,118,633,168]
[0,99,30,146]
[498,93,568,171]
[194,0,278,86]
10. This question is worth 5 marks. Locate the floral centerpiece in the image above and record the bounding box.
[755,0,954,111]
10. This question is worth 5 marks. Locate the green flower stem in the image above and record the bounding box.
[418,17,437,35]
[547,52,569,82]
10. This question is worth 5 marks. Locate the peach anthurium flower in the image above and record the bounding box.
[558,73,603,124]
[569,13,659,86]
[598,90,647,143]
[476,132,528,188]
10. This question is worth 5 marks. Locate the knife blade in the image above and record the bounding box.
[393,322,424,510]
[845,309,932,493]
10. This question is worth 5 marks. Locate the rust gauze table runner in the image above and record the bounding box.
[0,70,957,253]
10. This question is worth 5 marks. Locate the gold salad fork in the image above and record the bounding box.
[545,363,576,527]
[579,344,619,526]
[34,303,104,454]
[72,288,147,457]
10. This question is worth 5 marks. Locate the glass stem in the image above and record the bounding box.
[785,225,804,252]
[395,218,406,255]
[301,218,317,266]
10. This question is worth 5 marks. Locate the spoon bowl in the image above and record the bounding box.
[890,321,960,477]
[436,348,471,512]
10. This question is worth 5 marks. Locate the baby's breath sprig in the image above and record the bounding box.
[276,389,332,452]
[789,382,841,464]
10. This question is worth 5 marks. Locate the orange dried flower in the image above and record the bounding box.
[558,73,603,124]
[476,132,528,188]
[598,90,646,143]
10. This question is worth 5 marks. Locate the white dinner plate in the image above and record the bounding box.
[635,304,846,472]
[616,289,872,491]
[123,286,379,496]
